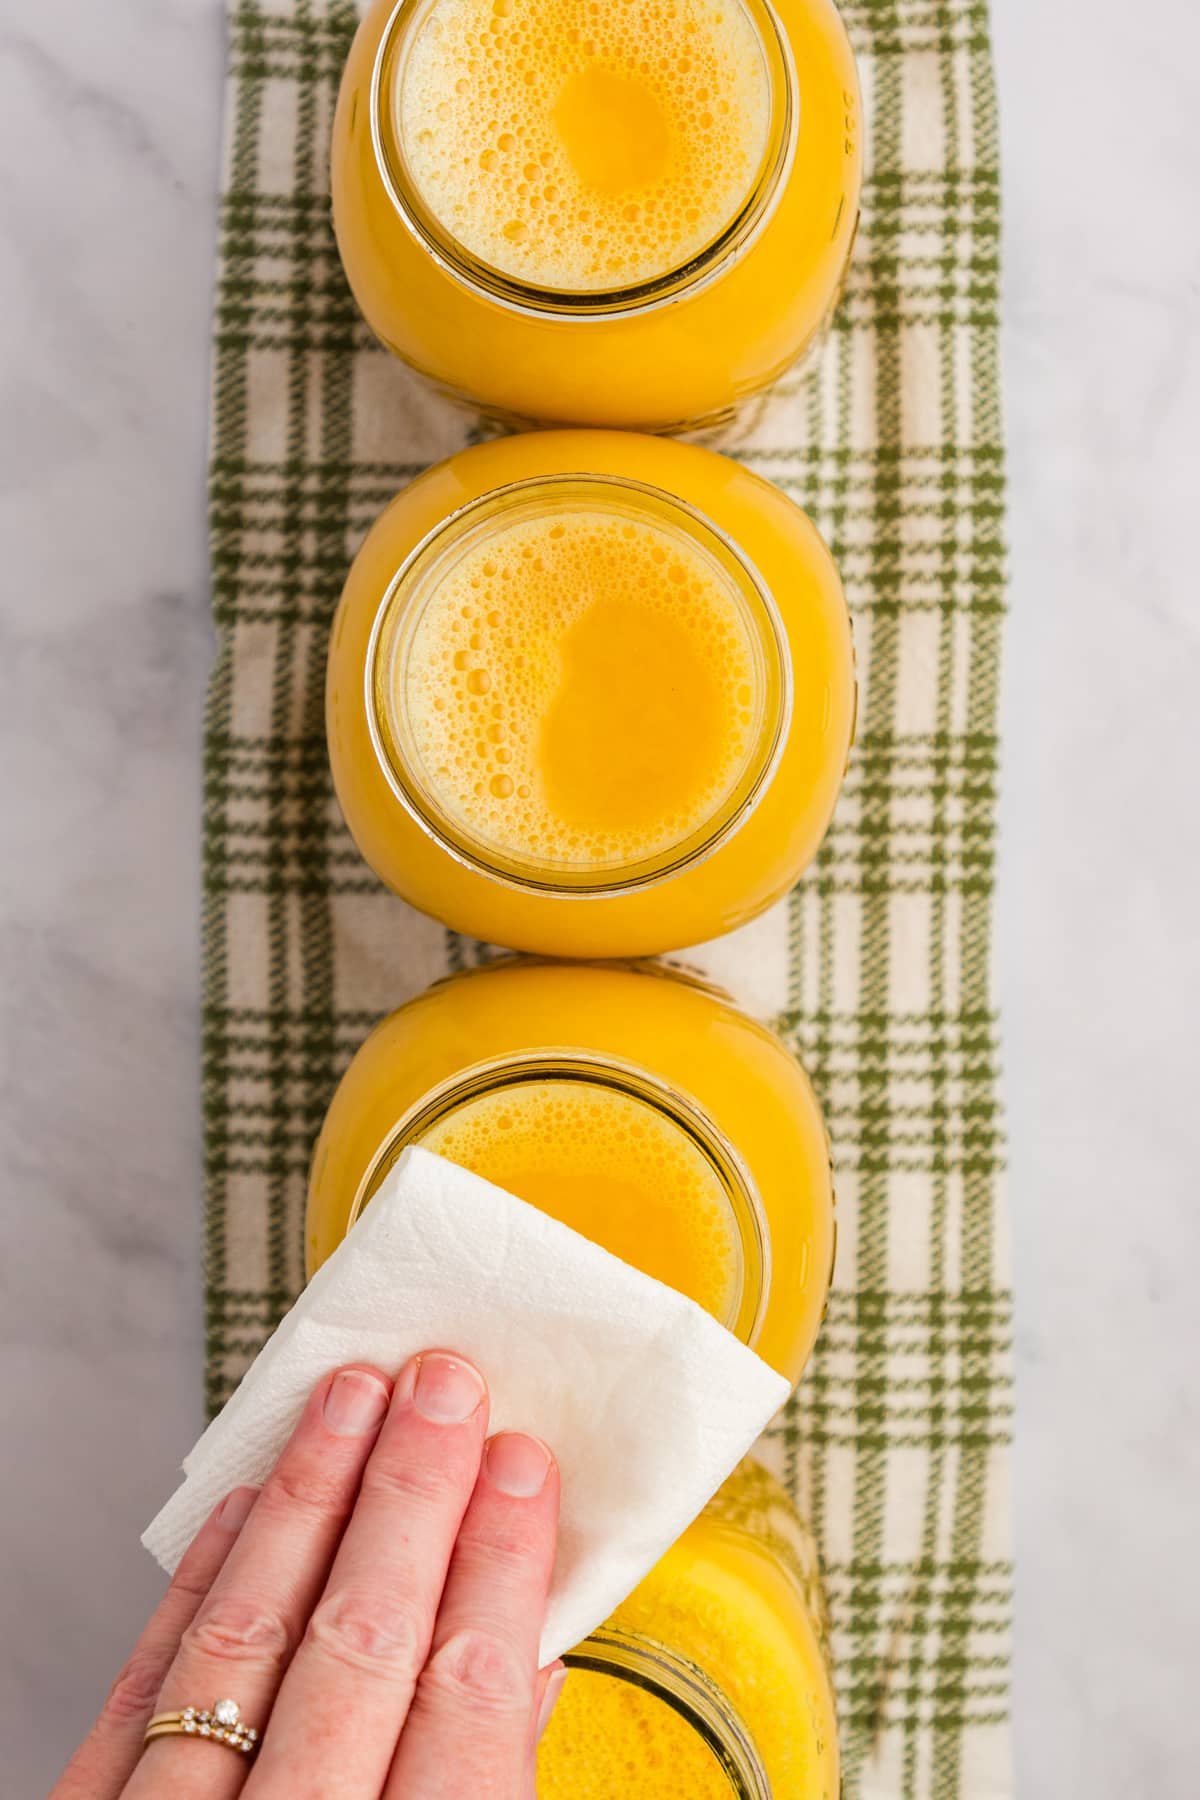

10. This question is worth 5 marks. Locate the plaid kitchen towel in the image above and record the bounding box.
[203,2,1011,1794]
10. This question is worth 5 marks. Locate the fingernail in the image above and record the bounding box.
[393,1355,419,1408]
[485,1431,552,1497]
[536,1664,568,1742]
[413,1352,486,1424]
[218,1485,259,1531]
[324,1369,391,1437]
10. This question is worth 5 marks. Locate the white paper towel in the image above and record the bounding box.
[144,1146,789,1664]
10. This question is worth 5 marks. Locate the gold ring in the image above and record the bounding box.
[143,1699,259,1757]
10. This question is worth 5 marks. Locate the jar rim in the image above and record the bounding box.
[561,1627,771,1797]
[364,471,793,899]
[368,0,799,322]
[346,1046,771,1352]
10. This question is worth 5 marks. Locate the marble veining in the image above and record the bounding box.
[1,0,1198,1794]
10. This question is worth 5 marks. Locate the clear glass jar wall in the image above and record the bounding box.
[326,431,856,959]
[539,1458,840,1797]
[331,0,862,430]
[306,961,837,1387]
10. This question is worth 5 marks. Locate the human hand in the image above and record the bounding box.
[50,1353,563,1800]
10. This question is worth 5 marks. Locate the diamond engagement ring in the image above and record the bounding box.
[143,1698,260,1757]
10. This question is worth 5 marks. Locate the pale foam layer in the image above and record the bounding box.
[397,0,771,290]
[401,508,760,869]
[416,1078,740,1321]
[538,1669,733,1796]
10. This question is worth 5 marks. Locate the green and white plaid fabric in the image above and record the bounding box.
[204,2,1011,1793]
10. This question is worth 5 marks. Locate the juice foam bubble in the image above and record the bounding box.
[398,0,771,289]
[416,1078,740,1319]
[401,506,761,869]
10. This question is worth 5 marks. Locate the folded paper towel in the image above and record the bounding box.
[144,1146,789,1664]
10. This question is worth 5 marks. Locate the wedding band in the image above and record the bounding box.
[143,1698,260,1757]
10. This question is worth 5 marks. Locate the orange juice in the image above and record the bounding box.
[306,960,837,1385]
[539,1459,840,1796]
[399,0,771,291]
[544,1677,737,1796]
[331,0,862,428]
[400,503,762,871]
[327,431,855,959]
[418,1079,740,1320]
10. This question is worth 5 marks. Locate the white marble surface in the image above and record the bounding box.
[0,0,1197,1793]
[995,1,1200,1792]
